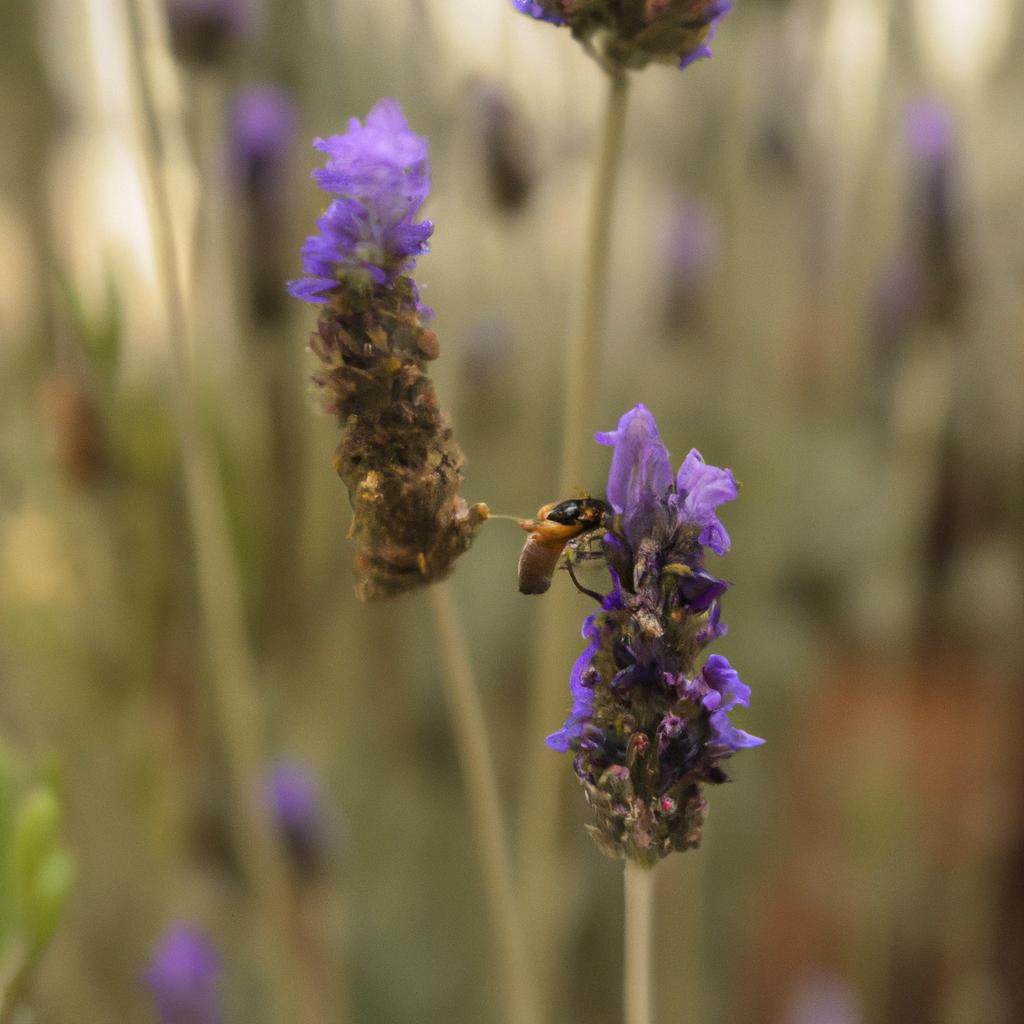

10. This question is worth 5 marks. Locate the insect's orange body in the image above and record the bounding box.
[516,497,611,594]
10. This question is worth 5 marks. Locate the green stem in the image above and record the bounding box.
[518,67,630,1006]
[430,583,539,1024]
[624,861,655,1024]
[121,3,318,1020]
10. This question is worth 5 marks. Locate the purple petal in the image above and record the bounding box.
[679,1,731,70]
[286,275,338,303]
[700,653,750,710]
[596,404,673,546]
[710,710,765,750]
[511,0,567,24]
[673,448,737,555]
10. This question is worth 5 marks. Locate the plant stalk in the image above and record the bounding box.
[518,67,630,1004]
[624,860,656,1024]
[431,583,539,1024]
[558,69,629,486]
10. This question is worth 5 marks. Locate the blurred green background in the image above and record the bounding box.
[2,0,1023,1021]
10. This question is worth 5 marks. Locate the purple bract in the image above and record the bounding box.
[287,98,433,303]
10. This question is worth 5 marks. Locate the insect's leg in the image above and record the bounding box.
[565,561,604,603]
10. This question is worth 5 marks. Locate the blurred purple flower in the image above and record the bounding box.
[905,98,955,234]
[145,925,222,1024]
[905,98,952,164]
[288,98,433,302]
[785,972,862,1024]
[231,85,296,321]
[469,79,535,211]
[549,404,759,863]
[230,85,295,190]
[512,0,567,25]
[512,0,731,71]
[166,0,253,65]
[266,760,326,877]
[677,1,732,70]
[661,199,717,329]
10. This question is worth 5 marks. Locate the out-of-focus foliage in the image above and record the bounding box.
[2,0,1024,1022]
[0,757,74,1020]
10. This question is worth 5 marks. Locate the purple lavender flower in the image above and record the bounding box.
[231,85,296,321]
[785,972,862,1024]
[905,98,952,165]
[511,0,731,72]
[903,98,963,324]
[289,99,487,599]
[166,0,252,66]
[905,99,954,237]
[469,79,535,211]
[266,760,326,877]
[145,925,222,1024]
[661,199,717,330]
[546,579,625,752]
[288,99,433,302]
[548,404,760,863]
[230,85,295,189]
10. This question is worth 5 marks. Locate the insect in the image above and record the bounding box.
[517,497,612,595]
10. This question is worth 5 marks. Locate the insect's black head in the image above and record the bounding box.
[544,497,612,528]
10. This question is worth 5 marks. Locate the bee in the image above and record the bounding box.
[517,497,612,595]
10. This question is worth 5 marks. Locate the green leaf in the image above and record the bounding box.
[24,849,73,952]
[10,789,61,940]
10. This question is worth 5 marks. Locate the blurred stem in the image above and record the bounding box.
[558,70,628,486]
[624,861,655,1024]
[518,67,629,1005]
[430,583,539,1024]
[0,948,34,1024]
[121,3,325,1021]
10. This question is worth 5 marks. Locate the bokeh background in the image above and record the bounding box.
[2,0,1024,1021]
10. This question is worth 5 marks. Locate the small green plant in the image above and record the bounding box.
[0,753,74,1024]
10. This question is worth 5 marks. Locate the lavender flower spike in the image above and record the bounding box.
[231,84,296,322]
[512,0,731,73]
[289,99,488,599]
[145,924,222,1024]
[550,404,761,864]
[266,759,327,878]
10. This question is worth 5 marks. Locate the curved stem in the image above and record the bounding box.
[121,3,320,1020]
[624,861,656,1024]
[518,67,630,1007]
[431,583,539,1024]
